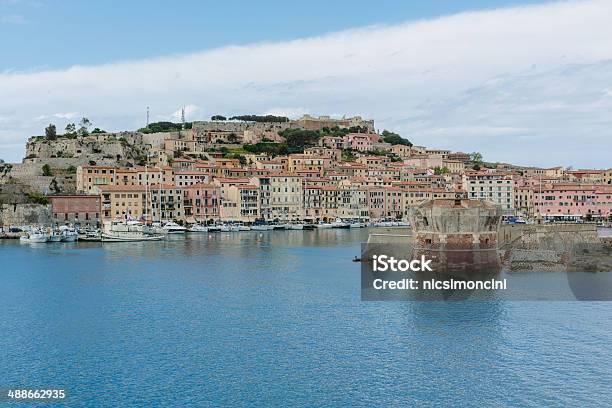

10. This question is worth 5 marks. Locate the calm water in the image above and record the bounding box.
[1,229,611,407]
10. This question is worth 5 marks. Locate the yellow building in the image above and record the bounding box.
[220,185,259,222]
[100,185,147,221]
[270,173,303,221]
[76,165,116,194]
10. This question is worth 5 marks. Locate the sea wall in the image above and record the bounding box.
[0,204,52,226]
[499,223,599,248]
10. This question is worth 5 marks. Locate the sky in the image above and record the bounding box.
[0,0,611,168]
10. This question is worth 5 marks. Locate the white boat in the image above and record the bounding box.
[101,220,164,242]
[331,219,350,229]
[229,224,251,232]
[188,224,209,232]
[162,222,187,234]
[20,228,49,243]
[315,222,332,229]
[47,231,63,242]
[219,224,231,232]
[79,230,102,241]
[288,223,304,230]
[349,222,363,228]
[59,225,79,242]
[251,224,273,231]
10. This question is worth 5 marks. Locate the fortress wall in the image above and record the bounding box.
[0,204,52,226]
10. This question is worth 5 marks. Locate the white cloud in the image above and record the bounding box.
[1,0,611,168]
[170,104,199,121]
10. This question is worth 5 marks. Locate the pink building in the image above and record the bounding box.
[183,183,220,222]
[48,195,101,227]
[534,183,612,219]
[342,133,373,152]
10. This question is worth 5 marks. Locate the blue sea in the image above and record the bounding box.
[1,229,611,407]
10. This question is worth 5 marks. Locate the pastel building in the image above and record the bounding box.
[48,195,101,226]
[76,165,116,194]
[183,183,220,222]
[533,183,612,219]
[462,171,514,213]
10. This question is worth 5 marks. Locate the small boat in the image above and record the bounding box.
[219,224,231,232]
[47,229,63,242]
[315,222,332,229]
[349,222,363,228]
[101,220,164,242]
[251,224,273,231]
[332,219,350,229]
[287,223,304,230]
[59,225,78,242]
[188,224,209,232]
[162,222,187,234]
[303,224,316,230]
[271,224,286,230]
[20,228,49,243]
[102,233,164,242]
[79,231,102,241]
[207,225,221,232]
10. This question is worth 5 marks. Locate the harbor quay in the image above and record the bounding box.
[1,115,610,232]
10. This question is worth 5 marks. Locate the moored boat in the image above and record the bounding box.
[101,220,164,242]
[162,222,187,234]
[251,224,273,231]
[287,223,304,230]
[188,224,209,232]
[332,219,350,229]
[20,228,49,243]
[59,225,79,242]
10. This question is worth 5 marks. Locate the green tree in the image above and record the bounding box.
[381,130,412,146]
[78,117,91,136]
[433,166,450,175]
[341,149,357,162]
[41,164,52,176]
[227,133,239,143]
[26,191,49,205]
[470,152,483,170]
[211,115,227,121]
[278,128,320,151]
[45,123,57,140]
[91,127,106,134]
[139,121,185,134]
[229,115,289,123]
[243,143,289,157]
[65,123,77,137]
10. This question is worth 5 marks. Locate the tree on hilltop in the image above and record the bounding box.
[78,117,91,136]
[470,152,483,170]
[45,123,57,140]
[65,123,77,138]
[381,130,412,146]
[211,115,226,121]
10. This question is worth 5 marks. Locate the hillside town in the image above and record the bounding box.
[1,113,611,228]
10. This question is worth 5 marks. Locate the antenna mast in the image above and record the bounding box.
[146,106,150,127]
[181,106,186,130]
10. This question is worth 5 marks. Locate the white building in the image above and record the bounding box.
[462,171,515,213]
